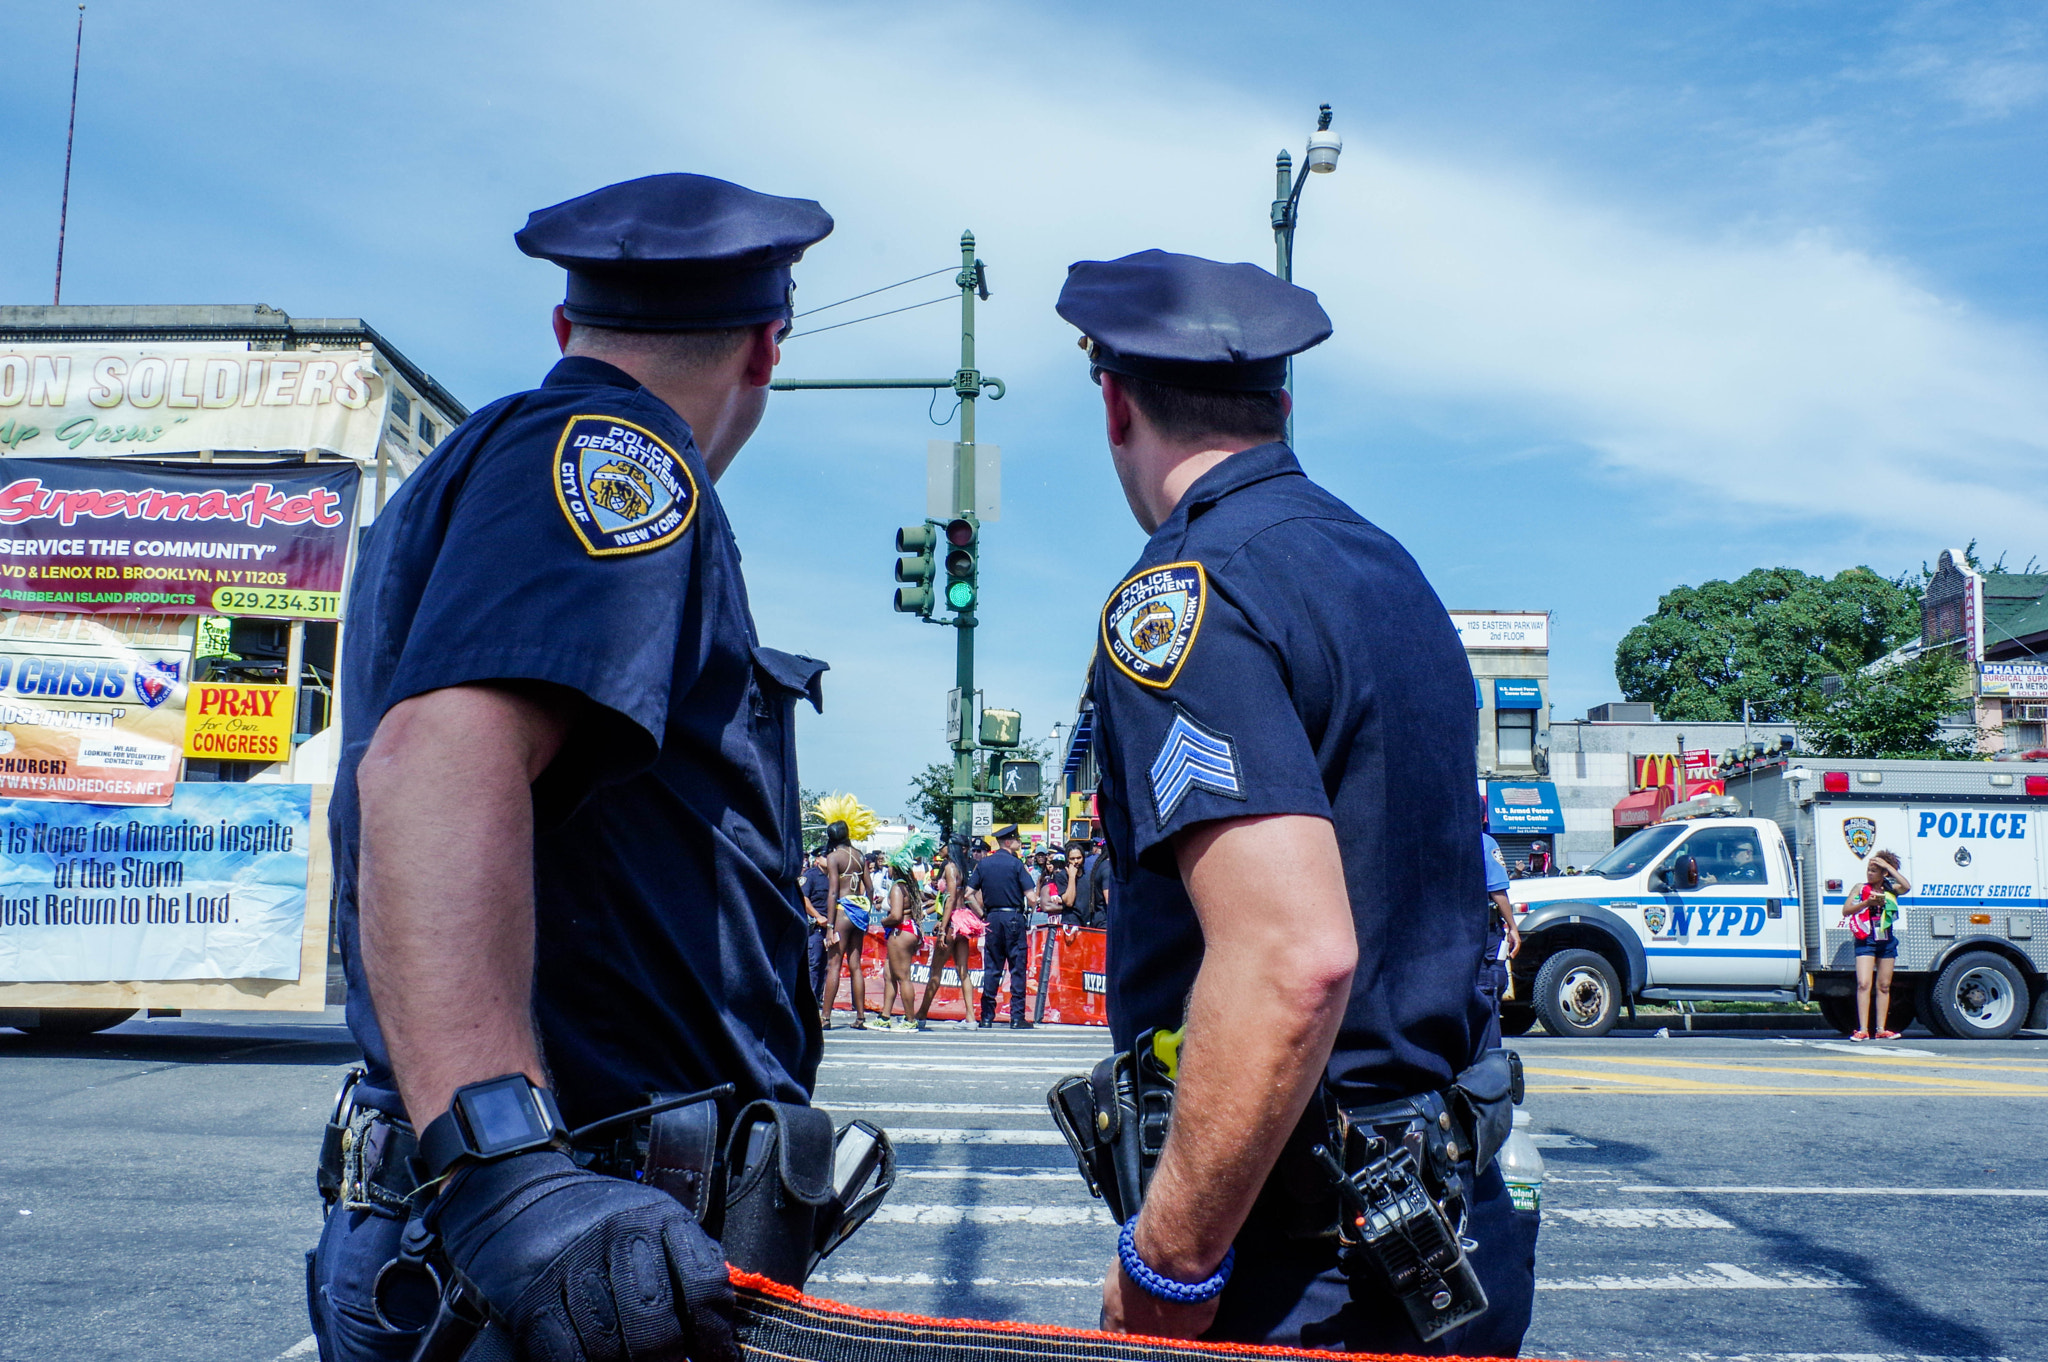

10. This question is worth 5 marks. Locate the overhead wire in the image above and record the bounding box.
[794,266,955,319]
[786,294,955,340]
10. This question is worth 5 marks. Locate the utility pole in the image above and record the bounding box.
[53,4,85,305]
[948,232,984,836]
[771,233,1004,838]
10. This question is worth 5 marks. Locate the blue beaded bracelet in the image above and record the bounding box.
[1116,1217,1234,1304]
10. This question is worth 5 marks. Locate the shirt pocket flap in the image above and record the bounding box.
[752,645,828,713]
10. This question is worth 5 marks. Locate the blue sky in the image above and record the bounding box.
[4,1,2045,817]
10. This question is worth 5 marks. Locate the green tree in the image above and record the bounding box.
[1799,649,1982,760]
[1614,567,1918,721]
[905,738,1057,835]
[906,763,956,837]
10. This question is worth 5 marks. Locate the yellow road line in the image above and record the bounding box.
[1808,1055,2048,1074]
[1531,1055,2048,1093]
[1527,1085,2028,1096]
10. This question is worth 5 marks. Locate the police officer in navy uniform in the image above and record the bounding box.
[967,824,1034,1028]
[309,174,833,1362]
[1058,250,1534,1355]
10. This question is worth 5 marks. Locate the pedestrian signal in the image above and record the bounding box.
[894,525,936,615]
[998,759,1041,796]
[943,517,977,611]
[980,708,1021,748]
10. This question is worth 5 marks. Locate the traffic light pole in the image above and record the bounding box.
[770,232,1002,838]
[949,232,983,837]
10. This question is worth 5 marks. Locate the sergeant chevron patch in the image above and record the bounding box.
[1149,706,1243,825]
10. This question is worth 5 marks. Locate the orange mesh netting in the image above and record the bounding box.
[729,1271,1584,1362]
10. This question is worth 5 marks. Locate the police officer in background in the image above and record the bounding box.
[801,846,835,1005]
[968,824,1035,1028]
[311,174,833,1362]
[1058,250,1533,1355]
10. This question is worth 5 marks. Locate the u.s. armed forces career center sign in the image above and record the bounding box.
[0,346,384,462]
[0,456,359,619]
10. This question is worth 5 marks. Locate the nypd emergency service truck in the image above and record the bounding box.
[1503,756,2047,1041]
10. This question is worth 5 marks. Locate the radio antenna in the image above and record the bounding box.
[53,4,86,305]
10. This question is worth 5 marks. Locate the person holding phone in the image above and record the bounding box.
[1842,849,1912,1040]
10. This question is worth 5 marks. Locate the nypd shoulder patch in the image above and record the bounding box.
[1102,560,1207,689]
[1148,705,1243,826]
[552,414,698,557]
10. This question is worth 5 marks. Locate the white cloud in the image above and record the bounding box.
[440,0,2048,798]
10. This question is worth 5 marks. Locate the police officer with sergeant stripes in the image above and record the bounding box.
[310,174,841,1362]
[1057,250,1536,1355]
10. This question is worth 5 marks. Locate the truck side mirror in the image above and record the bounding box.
[1677,855,1700,890]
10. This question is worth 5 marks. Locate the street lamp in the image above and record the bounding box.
[1270,103,1340,442]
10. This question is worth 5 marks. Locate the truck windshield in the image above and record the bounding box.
[1589,825,1686,879]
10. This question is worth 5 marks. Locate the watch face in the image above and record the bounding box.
[460,1078,543,1155]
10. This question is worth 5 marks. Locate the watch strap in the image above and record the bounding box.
[415,1074,567,1183]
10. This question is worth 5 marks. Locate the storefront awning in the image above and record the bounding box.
[1612,786,1670,829]
[1487,781,1564,834]
[1493,679,1543,709]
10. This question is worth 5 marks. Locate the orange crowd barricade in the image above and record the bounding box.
[827,926,1111,1025]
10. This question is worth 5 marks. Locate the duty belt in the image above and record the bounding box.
[316,1070,419,1216]
[1048,1035,1524,1345]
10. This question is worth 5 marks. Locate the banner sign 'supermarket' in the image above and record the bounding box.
[0,457,360,618]
[0,346,385,462]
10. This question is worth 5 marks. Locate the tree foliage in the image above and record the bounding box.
[1799,649,1981,760]
[1614,567,1918,722]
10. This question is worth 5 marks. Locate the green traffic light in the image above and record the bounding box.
[946,581,976,609]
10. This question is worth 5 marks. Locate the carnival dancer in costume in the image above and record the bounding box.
[879,833,938,1029]
[814,794,878,1029]
[914,837,984,1032]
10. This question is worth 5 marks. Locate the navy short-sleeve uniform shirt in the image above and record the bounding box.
[1090,443,1489,1106]
[966,850,1033,911]
[332,355,825,1128]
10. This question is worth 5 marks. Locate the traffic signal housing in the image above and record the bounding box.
[943,516,977,611]
[894,525,936,615]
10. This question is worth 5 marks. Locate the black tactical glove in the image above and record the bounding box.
[424,1149,738,1362]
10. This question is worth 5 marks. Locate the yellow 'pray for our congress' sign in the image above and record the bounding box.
[182,682,294,762]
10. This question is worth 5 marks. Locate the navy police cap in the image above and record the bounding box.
[516,173,833,331]
[1055,249,1331,391]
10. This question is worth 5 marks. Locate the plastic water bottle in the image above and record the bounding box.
[1499,1108,1545,1214]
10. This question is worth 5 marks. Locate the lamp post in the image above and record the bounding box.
[1270,103,1341,444]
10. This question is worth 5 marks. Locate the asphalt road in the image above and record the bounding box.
[1,1011,2043,1362]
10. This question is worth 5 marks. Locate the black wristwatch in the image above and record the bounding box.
[416,1073,568,1182]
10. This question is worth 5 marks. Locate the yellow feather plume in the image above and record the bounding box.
[813,792,877,843]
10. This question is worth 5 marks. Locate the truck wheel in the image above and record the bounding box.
[1930,952,2028,1040]
[1535,949,1620,1038]
[1499,1003,1536,1037]
[1817,994,1858,1035]
[1914,974,1952,1038]
[20,1008,137,1036]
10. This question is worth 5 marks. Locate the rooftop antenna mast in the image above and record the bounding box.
[53,4,86,305]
